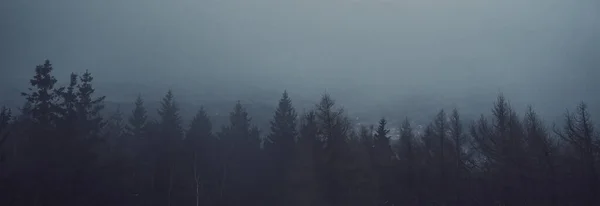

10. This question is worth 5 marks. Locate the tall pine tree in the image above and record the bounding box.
[76,70,106,138]
[21,59,59,127]
[264,91,298,205]
[128,94,148,138]
[152,90,184,206]
[371,118,395,205]
[184,107,218,206]
[218,101,262,206]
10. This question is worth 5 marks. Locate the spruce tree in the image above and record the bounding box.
[157,90,182,139]
[21,59,59,127]
[152,90,184,206]
[125,95,148,205]
[18,60,62,205]
[76,70,106,138]
[187,107,213,142]
[315,94,374,205]
[128,94,148,138]
[266,91,298,145]
[184,107,217,206]
[315,94,346,205]
[373,118,390,146]
[371,118,395,204]
[372,118,393,158]
[227,101,251,138]
[264,91,298,205]
[218,101,262,205]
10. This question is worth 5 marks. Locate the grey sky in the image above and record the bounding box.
[1,0,598,119]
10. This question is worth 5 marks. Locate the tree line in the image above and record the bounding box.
[0,60,599,206]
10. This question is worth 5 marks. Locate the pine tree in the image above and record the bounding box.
[21,59,59,127]
[152,90,184,206]
[184,107,217,206]
[316,94,347,146]
[374,118,390,144]
[227,101,251,138]
[128,94,148,138]
[187,107,213,143]
[315,94,377,205]
[15,61,108,205]
[371,118,395,204]
[157,90,182,139]
[218,101,262,205]
[122,94,148,204]
[264,91,298,205]
[266,91,298,146]
[76,70,106,138]
[315,94,347,205]
[17,60,64,205]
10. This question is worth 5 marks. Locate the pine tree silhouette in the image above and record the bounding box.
[264,91,298,205]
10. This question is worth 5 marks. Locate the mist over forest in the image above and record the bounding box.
[2,0,599,124]
[1,0,599,205]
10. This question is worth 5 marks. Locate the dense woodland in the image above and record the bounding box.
[0,60,599,206]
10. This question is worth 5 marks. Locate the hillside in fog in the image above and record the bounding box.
[2,0,600,205]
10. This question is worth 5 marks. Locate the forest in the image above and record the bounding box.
[0,60,598,206]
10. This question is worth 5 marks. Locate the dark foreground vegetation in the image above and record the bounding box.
[0,60,599,206]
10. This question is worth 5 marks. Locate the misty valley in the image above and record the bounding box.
[2,0,600,205]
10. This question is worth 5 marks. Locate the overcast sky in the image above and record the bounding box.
[1,0,599,116]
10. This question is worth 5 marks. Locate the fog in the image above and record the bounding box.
[1,0,599,121]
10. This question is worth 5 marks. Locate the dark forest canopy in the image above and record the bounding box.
[0,60,599,206]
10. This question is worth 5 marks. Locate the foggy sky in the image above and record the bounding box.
[1,0,599,118]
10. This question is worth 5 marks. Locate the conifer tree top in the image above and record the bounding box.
[374,118,390,142]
